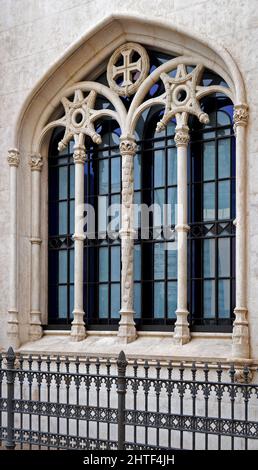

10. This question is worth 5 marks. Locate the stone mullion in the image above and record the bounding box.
[174,126,191,345]
[232,104,249,360]
[7,149,20,348]
[118,137,137,343]
[70,145,87,342]
[29,154,43,341]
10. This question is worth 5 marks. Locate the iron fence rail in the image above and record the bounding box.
[0,348,258,450]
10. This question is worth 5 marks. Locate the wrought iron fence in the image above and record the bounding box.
[0,347,258,450]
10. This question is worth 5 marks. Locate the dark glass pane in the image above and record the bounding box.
[218,238,230,277]
[69,200,75,234]
[134,244,141,281]
[134,283,141,318]
[59,166,68,199]
[218,279,230,317]
[154,189,164,228]
[69,249,74,283]
[99,285,108,318]
[154,243,164,279]
[203,238,215,278]
[217,110,231,126]
[167,187,177,225]
[167,147,177,185]
[69,285,74,319]
[218,139,230,179]
[58,286,67,319]
[59,250,67,284]
[167,244,177,278]
[59,201,67,234]
[70,164,75,199]
[203,280,215,318]
[134,154,141,190]
[154,282,165,318]
[203,182,215,221]
[99,247,108,282]
[99,159,109,194]
[154,149,165,187]
[203,141,215,181]
[110,284,120,318]
[167,281,177,318]
[111,245,120,281]
[218,180,230,219]
[111,157,120,193]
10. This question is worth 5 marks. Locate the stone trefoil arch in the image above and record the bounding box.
[7,31,249,360]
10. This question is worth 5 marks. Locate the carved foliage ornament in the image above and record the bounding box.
[7,148,20,167]
[107,42,150,97]
[29,154,43,171]
[233,104,249,127]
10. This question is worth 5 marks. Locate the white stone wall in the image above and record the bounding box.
[1,0,258,358]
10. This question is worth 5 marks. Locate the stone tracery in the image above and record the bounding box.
[26,42,249,355]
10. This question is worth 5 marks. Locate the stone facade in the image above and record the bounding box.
[0,1,258,364]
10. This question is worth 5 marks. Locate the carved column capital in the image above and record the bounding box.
[119,138,137,156]
[29,154,43,171]
[7,148,20,167]
[174,126,190,147]
[73,145,87,164]
[233,104,249,129]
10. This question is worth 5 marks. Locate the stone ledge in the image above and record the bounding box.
[17,331,235,363]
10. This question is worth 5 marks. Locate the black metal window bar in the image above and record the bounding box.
[0,348,258,450]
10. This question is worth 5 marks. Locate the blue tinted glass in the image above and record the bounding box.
[110,194,120,232]
[203,280,215,317]
[167,245,177,278]
[134,283,141,318]
[111,284,120,318]
[59,166,68,199]
[111,245,120,281]
[217,110,231,126]
[69,285,74,319]
[99,159,109,194]
[168,187,177,225]
[203,239,215,278]
[110,132,120,148]
[154,189,164,227]
[69,249,74,283]
[202,131,216,140]
[218,279,230,317]
[218,139,230,178]
[99,247,108,282]
[59,202,67,234]
[167,281,177,318]
[154,243,164,279]
[154,150,165,187]
[58,286,67,319]
[134,154,141,190]
[203,141,215,181]
[99,285,108,318]
[69,200,74,234]
[134,191,141,229]
[98,196,107,235]
[99,133,109,156]
[203,183,215,221]
[59,250,67,284]
[218,238,230,277]
[134,245,141,281]
[167,120,176,136]
[167,147,177,185]
[70,164,75,199]
[111,157,120,193]
[154,282,165,318]
[218,180,230,219]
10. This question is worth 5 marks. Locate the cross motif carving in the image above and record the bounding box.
[112,50,142,87]
[107,42,149,97]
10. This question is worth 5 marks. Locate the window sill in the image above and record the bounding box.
[18,330,233,363]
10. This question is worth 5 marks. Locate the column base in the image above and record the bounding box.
[7,309,20,349]
[173,309,190,345]
[118,310,137,344]
[29,310,43,341]
[232,307,250,360]
[70,310,86,342]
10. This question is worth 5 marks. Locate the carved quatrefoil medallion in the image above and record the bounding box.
[107,42,149,97]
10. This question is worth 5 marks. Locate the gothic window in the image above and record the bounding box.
[46,45,238,335]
